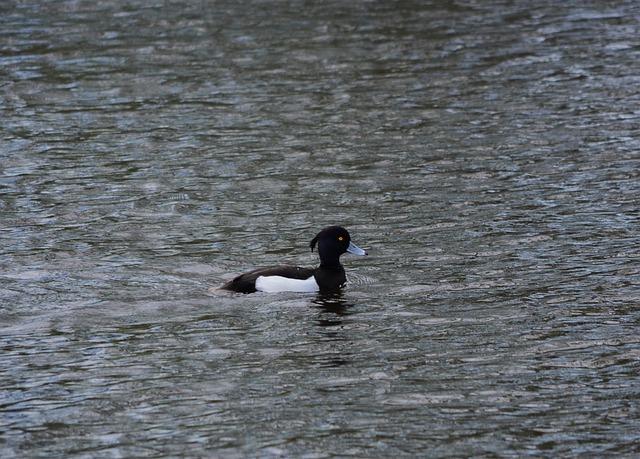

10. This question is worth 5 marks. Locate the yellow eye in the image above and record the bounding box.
[338,236,344,241]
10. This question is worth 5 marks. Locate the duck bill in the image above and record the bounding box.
[347,241,368,256]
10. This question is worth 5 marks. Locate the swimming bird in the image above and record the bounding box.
[219,226,367,294]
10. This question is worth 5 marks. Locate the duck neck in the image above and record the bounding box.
[320,260,342,269]
[318,249,342,269]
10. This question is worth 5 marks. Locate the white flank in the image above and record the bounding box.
[255,275,319,293]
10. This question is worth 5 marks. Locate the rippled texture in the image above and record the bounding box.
[2,0,640,457]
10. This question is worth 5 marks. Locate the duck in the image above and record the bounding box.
[219,226,367,294]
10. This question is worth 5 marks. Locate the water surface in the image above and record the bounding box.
[2,0,640,457]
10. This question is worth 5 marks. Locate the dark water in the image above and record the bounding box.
[2,0,640,457]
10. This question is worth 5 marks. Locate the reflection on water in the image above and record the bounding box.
[2,0,640,457]
[313,293,355,327]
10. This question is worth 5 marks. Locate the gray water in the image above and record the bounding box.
[2,0,640,457]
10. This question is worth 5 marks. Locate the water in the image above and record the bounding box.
[2,0,640,457]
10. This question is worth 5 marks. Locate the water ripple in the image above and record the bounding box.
[3,0,640,457]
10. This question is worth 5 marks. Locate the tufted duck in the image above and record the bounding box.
[219,226,367,294]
